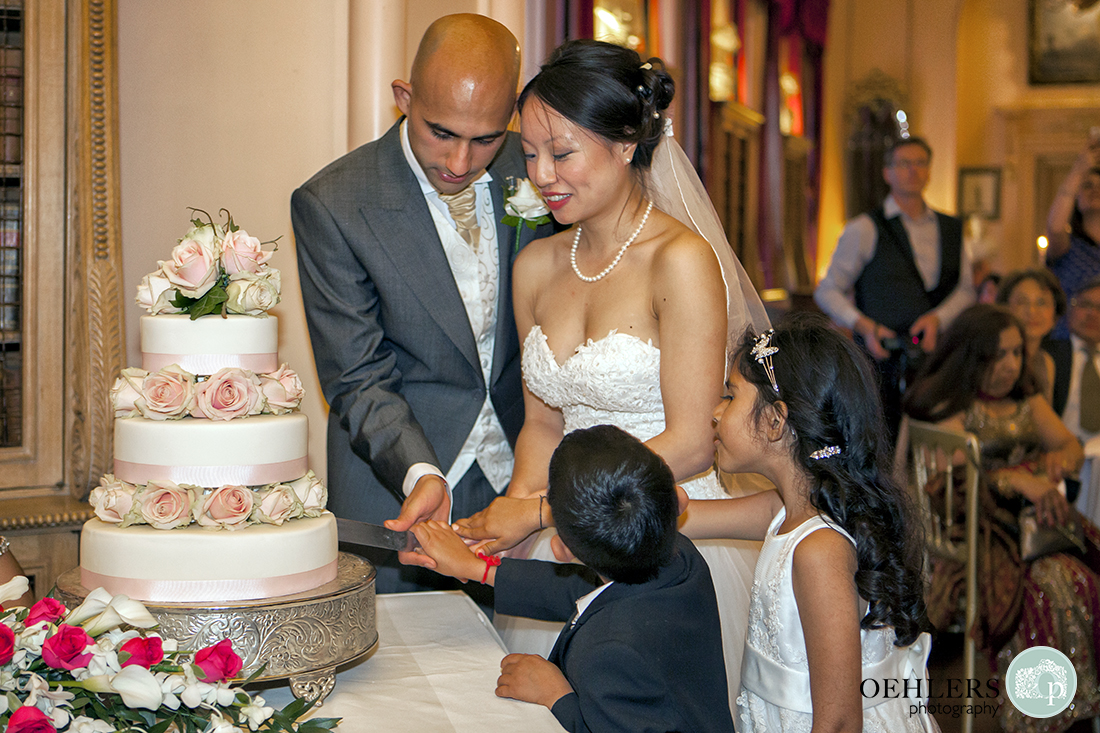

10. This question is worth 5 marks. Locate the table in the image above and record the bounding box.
[262,591,563,732]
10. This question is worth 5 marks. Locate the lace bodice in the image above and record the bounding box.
[522,325,726,499]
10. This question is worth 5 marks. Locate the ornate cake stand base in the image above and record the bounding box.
[56,552,377,704]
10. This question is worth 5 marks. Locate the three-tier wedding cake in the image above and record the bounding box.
[80,213,338,604]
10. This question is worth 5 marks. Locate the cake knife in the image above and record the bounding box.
[336,517,417,552]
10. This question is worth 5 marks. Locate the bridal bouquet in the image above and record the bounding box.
[136,209,282,320]
[0,577,338,733]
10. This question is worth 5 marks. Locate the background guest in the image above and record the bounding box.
[977,271,1001,304]
[1058,276,1100,447]
[814,136,974,443]
[905,304,1099,733]
[996,268,1068,411]
[1045,134,1100,339]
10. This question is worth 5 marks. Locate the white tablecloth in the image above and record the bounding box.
[262,591,562,732]
[1079,437,1100,526]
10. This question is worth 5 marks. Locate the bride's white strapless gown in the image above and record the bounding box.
[495,325,760,713]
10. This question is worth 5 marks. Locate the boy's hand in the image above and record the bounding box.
[496,653,573,709]
[453,495,544,554]
[410,520,484,583]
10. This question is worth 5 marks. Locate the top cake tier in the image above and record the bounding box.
[141,314,279,375]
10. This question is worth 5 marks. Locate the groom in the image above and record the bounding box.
[291,15,550,595]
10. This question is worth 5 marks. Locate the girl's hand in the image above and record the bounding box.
[410,521,484,583]
[1035,487,1070,528]
[1043,447,1077,484]
[454,495,546,554]
[496,653,573,709]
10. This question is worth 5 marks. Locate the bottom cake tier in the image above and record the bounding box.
[80,512,338,603]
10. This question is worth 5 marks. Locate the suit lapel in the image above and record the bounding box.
[363,124,480,375]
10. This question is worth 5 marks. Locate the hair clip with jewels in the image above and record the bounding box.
[809,445,842,460]
[751,330,780,393]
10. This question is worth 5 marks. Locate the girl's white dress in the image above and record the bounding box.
[495,325,761,715]
[738,506,940,732]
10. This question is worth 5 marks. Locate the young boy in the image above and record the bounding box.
[411,425,735,733]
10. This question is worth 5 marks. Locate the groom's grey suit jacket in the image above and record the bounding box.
[291,120,547,524]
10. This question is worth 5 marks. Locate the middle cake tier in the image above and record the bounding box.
[114,413,308,487]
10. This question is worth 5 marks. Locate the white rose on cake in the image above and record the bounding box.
[221,229,272,276]
[225,269,281,316]
[191,368,264,420]
[136,365,196,421]
[287,471,326,517]
[110,368,148,418]
[258,364,303,414]
[160,227,221,299]
[135,480,193,530]
[134,273,182,315]
[194,485,254,530]
[89,476,140,524]
[252,484,298,525]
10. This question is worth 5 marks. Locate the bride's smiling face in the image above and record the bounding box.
[520,97,636,225]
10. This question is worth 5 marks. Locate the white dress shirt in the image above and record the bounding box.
[398,121,515,504]
[814,195,976,330]
[1063,335,1100,444]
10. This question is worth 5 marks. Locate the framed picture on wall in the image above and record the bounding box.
[1029,0,1100,84]
[958,168,1001,221]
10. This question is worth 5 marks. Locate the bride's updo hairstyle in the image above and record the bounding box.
[518,39,674,172]
[733,313,928,647]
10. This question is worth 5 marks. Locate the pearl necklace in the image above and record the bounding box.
[570,200,654,283]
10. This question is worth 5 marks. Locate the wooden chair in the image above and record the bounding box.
[907,419,981,733]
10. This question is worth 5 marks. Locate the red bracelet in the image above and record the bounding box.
[476,551,501,584]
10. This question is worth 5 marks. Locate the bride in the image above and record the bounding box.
[454,39,770,710]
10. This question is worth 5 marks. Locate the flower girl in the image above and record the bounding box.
[683,314,939,732]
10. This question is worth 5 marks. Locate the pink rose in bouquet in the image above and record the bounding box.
[110,368,147,418]
[287,471,327,517]
[134,272,182,315]
[5,706,55,733]
[193,639,243,682]
[225,270,281,316]
[89,476,138,524]
[194,485,254,529]
[42,624,94,670]
[160,228,220,299]
[221,229,271,276]
[258,364,303,415]
[252,484,297,525]
[24,597,67,628]
[191,368,263,420]
[119,635,164,669]
[137,480,192,529]
[137,365,196,420]
[0,623,13,665]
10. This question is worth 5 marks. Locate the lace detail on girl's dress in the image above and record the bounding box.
[521,325,727,499]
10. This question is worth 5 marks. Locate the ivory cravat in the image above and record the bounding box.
[1081,345,1100,432]
[439,186,481,252]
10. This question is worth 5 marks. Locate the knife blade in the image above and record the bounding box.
[336,517,416,552]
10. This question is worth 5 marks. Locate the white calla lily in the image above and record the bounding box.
[110,664,164,710]
[0,576,29,606]
[64,587,114,626]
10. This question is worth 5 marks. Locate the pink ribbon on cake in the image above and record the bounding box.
[80,559,338,604]
[113,458,308,486]
[142,353,279,375]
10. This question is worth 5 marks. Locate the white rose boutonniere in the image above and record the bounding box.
[502,177,551,253]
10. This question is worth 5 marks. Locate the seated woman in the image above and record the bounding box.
[905,303,1099,733]
[996,268,1069,411]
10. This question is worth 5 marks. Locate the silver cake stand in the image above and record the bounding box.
[56,552,377,704]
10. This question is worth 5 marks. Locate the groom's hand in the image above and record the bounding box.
[387,475,451,569]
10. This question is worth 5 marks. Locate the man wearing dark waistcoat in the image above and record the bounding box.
[814,137,975,441]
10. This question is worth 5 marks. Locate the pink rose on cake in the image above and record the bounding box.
[191,368,264,420]
[251,484,297,525]
[287,471,327,517]
[135,480,192,530]
[194,485,254,529]
[221,229,272,276]
[134,272,182,315]
[136,365,196,421]
[89,476,139,524]
[110,368,147,418]
[160,225,221,299]
[225,270,281,316]
[258,364,302,414]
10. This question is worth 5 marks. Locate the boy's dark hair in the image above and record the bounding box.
[547,425,678,584]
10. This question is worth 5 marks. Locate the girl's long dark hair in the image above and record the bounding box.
[735,313,927,646]
[903,304,1036,423]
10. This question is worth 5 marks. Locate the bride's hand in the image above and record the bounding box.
[454,495,547,555]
